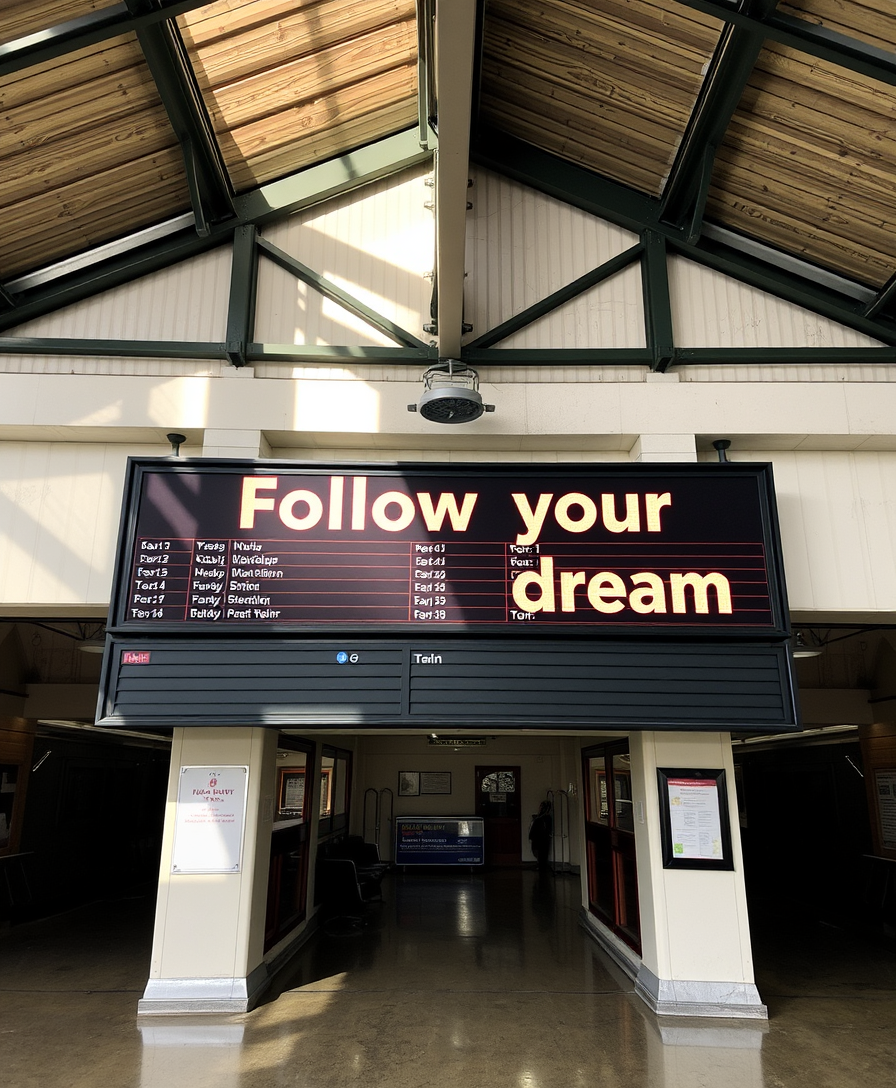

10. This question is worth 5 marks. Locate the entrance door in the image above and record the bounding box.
[475,766,522,866]
[582,742,640,953]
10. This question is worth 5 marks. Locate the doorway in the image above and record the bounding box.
[475,766,522,866]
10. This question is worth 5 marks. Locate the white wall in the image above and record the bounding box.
[354,733,582,865]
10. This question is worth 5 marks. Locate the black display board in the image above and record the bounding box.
[109,459,790,638]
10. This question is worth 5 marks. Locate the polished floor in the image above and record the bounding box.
[1,870,894,1088]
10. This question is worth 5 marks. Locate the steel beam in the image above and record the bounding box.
[248,344,435,363]
[0,0,209,77]
[660,0,778,238]
[257,237,431,351]
[431,0,478,356]
[226,225,258,367]
[675,0,896,88]
[235,130,430,225]
[0,337,226,359]
[642,232,675,372]
[0,132,429,333]
[471,128,896,346]
[466,244,644,349]
[127,1,234,231]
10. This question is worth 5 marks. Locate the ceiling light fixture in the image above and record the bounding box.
[792,630,824,658]
[408,360,495,424]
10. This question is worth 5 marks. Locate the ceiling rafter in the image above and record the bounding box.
[471,126,896,348]
[0,130,429,334]
[660,0,779,240]
[0,0,210,78]
[676,0,896,88]
[126,0,234,235]
[430,0,478,357]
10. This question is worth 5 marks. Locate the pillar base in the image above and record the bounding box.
[137,963,269,1016]
[635,965,768,1020]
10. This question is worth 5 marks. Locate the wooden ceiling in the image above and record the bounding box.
[2,0,896,335]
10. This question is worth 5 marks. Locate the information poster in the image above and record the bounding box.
[667,778,723,859]
[395,817,484,865]
[657,768,734,870]
[875,769,896,851]
[171,766,248,874]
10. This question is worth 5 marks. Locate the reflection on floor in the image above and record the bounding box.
[1,869,894,1087]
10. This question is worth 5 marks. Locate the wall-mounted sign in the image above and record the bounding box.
[874,769,896,851]
[109,460,789,636]
[395,817,485,866]
[657,768,734,870]
[428,737,487,747]
[171,765,248,874]
[420,772,452,794]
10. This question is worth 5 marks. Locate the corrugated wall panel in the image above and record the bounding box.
[734,449,896,612]
[465,168,643,348]
[669,255,883,349]
[8,249,231,342]
[0,441,162,607]
[499,267,645,349]
[682,365,896,383]
[0,357,226,377]
[251,363,648,382]
[256,166,432,347]
[266,447,631,462]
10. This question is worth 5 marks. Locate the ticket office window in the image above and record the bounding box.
[583,742,640,953]
[318,746,352,838]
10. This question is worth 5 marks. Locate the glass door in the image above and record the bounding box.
[582,741,640,952]
[475,766,522,866]
[265,738,314,950]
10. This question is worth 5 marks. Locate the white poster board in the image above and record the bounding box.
[658,768,734,870]
[666,777,724,860]
[875,769,896,851]
[171,766,249,874]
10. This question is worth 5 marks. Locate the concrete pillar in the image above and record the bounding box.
[201,427,271,459]
[629,432,697,463]
[138,726,277,1014]
[628,731,765,1019]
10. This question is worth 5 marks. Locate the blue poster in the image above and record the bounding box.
[395,817,485,865]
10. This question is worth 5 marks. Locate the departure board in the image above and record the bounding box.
[111,461,788,634]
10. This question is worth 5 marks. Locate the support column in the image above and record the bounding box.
[138,726,277,1015]
[202,424,271,459]
[628,731,766,1019]
[630,430,696,463]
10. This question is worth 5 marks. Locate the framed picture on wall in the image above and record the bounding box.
[398,771,420,797]
[277,769,306,817]
[657,768,734,870]
[420,771,452,795]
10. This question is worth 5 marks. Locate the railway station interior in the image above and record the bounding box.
[2,1,896,1086]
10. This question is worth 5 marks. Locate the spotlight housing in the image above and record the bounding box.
[408,361,495,424]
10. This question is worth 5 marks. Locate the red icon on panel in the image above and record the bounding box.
[121,650,151,665]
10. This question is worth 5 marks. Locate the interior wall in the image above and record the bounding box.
[353,733,585,866]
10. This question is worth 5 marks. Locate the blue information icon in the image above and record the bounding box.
[336,652,348,664]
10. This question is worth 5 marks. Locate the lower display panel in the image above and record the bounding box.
[97,636,800,731]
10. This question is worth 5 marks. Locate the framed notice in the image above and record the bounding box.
[421,771,452,795]
[657,768,734,870]
[398,771,420,797]
[874,769,896,851]
[278,769,305,816]
[171,766,248,874]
